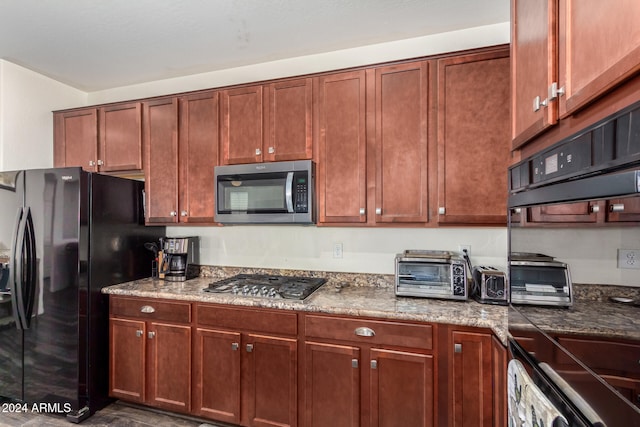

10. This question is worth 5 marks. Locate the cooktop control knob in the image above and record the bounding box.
[260,286,270,296]
[242,285,250,295]
[231,285,241,294]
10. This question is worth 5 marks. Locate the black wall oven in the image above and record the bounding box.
[507,101,640,426]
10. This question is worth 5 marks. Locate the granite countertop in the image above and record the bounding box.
[102,272,510,344]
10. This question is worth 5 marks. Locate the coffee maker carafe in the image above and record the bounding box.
[160,237,199,281]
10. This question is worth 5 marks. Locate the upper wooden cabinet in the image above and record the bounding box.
[316,62,430,226]
[221,78,313,165]
[436,48,511,225]
[316,70,368,224]
[144,93,219,225]
[511,0,640,148]
[54,102,143,173]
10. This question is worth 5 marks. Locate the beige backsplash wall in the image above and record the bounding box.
[166,226,507,275]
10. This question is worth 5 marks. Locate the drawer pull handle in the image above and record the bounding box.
[140,305,155,313]
[354,327,375,337]
[352,359,359,368]
[371,360,378,369]
[610,203,625,212]
[231,342,239,351]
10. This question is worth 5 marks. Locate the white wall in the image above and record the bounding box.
[0,60,87,170]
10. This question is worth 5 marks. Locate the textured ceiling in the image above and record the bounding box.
[0,0,509,91]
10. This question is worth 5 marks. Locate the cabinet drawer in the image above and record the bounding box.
[556,337,640,377]
[305,315,433,350]
[110,296,191,323]
[196,304,297,336]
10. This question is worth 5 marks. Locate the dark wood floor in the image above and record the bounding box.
[0,401,227,427]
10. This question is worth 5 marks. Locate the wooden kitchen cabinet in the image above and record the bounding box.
[511,0,640,149]
[303,314,435,427]
[221,78,313,165]
[54,103,143,173]
[316,70,368,224]
[316,61,430,225]
[449,328,497,427]
[436,47,511,225]
[109,296,192,414]
[144,92,219,224]
[194,304,298,427]
[528,201,601,224]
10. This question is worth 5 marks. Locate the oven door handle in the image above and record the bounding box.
[285,172,294,213]
[538,363,605,426]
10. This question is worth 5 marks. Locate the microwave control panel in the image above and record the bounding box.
[294,171,309,213]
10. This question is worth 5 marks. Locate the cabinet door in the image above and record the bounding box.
[179,91,219,223]
[528,201,601,223]
[147,322,192,413]
[221,85,263,165]
[317,71,367,223]
[144,98,179,224]
[558,0,640,117]
[265,78,313,162]
[370,348,434,427]
[53,109,98,171]
[109,318,145,403]
[305,342,360,427]
[606,197,640,222]
[194,328,241,424]
[491,337,507,427]
[245,334,297,427]
[374,62,429,224]
[451,331,493,427]
[99,102,143,172]
[437,48,511,225]
[511,0,558,147]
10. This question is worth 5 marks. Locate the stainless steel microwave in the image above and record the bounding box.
[214,160,315,224]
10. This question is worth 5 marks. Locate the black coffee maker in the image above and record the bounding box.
[160,237,199,281]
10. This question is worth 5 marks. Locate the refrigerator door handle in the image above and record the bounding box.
[10,207,27,329]
[22,207,37,328]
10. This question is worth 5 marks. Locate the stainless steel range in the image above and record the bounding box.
[203,274,327,300]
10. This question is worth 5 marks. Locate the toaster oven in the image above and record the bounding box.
[395,250,468,300]
[509,253,573,307]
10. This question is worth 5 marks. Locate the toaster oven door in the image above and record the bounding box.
[395,261,466,298]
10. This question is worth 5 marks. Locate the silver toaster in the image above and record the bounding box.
[471,266,508,305]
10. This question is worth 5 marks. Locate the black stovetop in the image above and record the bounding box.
[203,274,326,300]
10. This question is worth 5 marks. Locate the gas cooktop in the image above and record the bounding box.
[203,274,327,300]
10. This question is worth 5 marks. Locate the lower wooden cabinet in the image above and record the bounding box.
[109,297,192,414]
[194,304,298,427]
[108,296,506,427]
[304,315,435,427]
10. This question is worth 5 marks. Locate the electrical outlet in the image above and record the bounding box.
[617,249,640,269]
[459,245,471,257]
[333,242,343,259]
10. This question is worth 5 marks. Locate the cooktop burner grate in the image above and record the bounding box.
[203,274,327,300]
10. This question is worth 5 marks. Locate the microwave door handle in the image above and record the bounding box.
[285,172,294,213]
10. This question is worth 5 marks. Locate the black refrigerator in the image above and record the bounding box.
[0,167,165,422]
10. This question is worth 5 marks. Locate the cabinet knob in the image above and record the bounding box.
[246,343,254,353]
[533,95,548,112]
[97,159,104,166]
[148,331,156,339]
[170,211,177,217]
[89,160,96,167]
[268,147,275,154]
[352,359,359,368]
[454,343,462,353]
[354,327,375,337]
[136,330,143,338]
[438,207,446,215]
[610,203,625,213]
[140,305,155,313]
[181,211,188,217]
[375,208,382,215]
[231,342,239,351]
[255,148,261,156]
[590,204,600,213]
[548,82,565,100]
[359,208,365,215]
[371,360,378,369]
